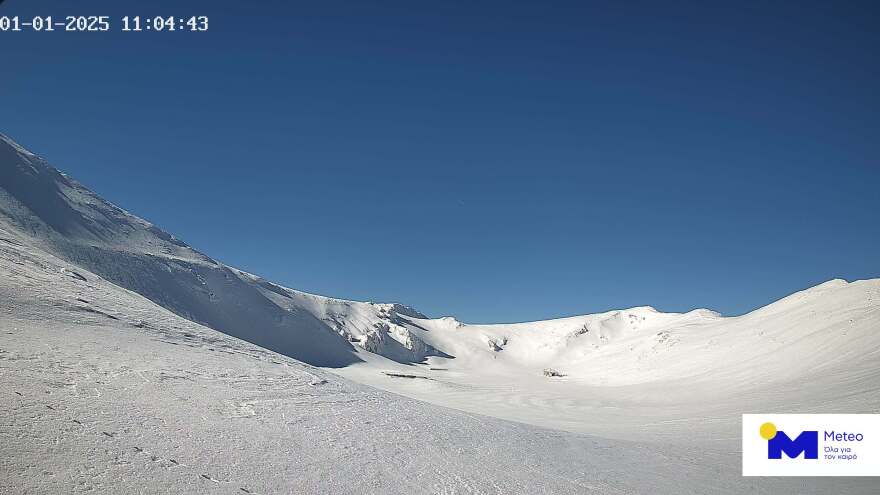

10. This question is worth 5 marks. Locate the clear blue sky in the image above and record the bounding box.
[2,0,878,322]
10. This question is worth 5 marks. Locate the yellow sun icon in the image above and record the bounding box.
[760,422,777,440]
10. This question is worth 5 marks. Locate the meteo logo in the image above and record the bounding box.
[744,414,879,476]
[759,422,818,459]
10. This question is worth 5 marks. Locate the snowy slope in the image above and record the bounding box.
[1,217,874,494]
[0,225,706,494]
[1,131,879,493]
[0,133,440,367]
[336,278,880,444]
[395,279,879,389]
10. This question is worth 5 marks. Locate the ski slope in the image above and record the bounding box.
[1,132,879,493]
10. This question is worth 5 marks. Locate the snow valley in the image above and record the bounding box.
[1,132,878,494]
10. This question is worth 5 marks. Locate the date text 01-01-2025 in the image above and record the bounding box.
[0,15,208,32]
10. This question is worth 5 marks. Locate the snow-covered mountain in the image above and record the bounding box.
[336,277,880,445]
[2,131,878,405]
[2,131,879,409]
[1,131,879,493]
[392,278,877,388]
[4,199,741,494]
[0,133,441,367]
[9,204,867,494]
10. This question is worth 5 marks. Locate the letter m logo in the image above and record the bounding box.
[768,431,818,459]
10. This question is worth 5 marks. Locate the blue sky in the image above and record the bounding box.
[2,0,878,322]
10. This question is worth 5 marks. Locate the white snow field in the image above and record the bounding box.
[1,132,878,493]
[337,279,880,444]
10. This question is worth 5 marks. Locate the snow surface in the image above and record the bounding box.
[336,279,880,444]
[1,132,879,493]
